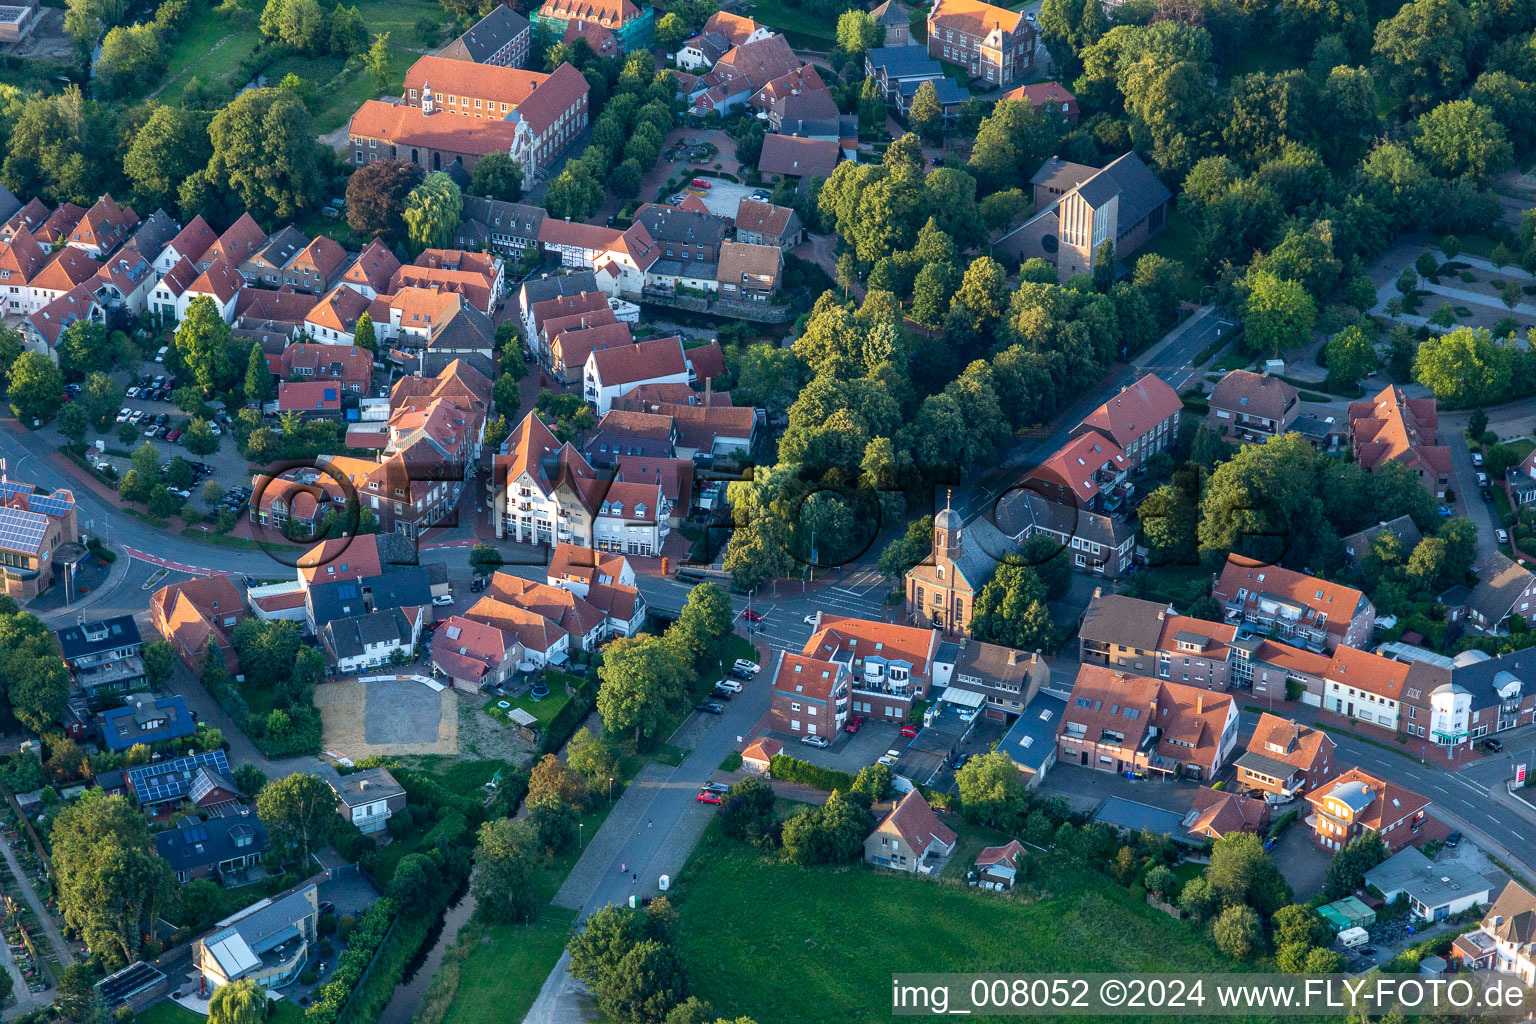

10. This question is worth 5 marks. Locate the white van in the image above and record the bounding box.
[155,346,168,362]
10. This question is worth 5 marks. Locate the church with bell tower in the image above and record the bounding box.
[904,494,1000,636]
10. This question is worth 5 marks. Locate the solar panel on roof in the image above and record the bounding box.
[0,506,49,552]
[127,750,229,803]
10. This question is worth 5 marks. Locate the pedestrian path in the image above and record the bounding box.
[552,764,672,910]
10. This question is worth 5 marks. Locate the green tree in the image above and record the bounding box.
[544,162,605,222]
[472,818,538,923]
[58,402,89,449]
[1273,903,1333,949]
[907,81,943,141]
[353,311,377,355]
[568,905,642,986]
[955,751,1029,827]
[142,640,177,687]
[1325,325,1377,389]
[1323,831,1388,899]
[655,11,689,49]
[596,633,693,744]
[176,297,235,395]
[328,4,367,55]
[364,32,392,92]
[147,484,180,518]
[261,0,326,51]
[1240,271,1317,356]
[403,171,463,252]
[80,370,124,430]
[1205,832,1292,916]
[208,979,268,1024]
[565,727,620,785]
[967,100,1058,193]
[668,582,734,671]
[244,344,274,403]
[878,515,932,579]
[1414,100,1513,183]
[95,24,167,97]
[1139,479,1199,564]
[835,9,879,54]
[1370,0,1471,111]
[8,351,64,423]
[469,150,524,203]
[1212,904,1264,960]
[255,772,338,865]
[52,793,177,965]
[199,87,324,221]
[594,940,690,1024]
[184,417,220,456]
[970,561,1054,650]
[1413,327,1512,406]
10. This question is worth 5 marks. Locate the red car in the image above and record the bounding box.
[900,724,919,738]
[696,790,722,804]
[740,609,763,622]
[691,178,711,189]
[165,429,183,443]
[844,716,863,735]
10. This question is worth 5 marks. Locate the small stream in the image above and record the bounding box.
[373,887,478,1024]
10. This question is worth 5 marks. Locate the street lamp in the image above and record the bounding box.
[608,776,614,803]
[579,821,584,850]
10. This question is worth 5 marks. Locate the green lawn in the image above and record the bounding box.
[399,755,517,792]
[670,835,1281,1024]
[136,997,303,1024]
[738,0,835,44]
[155,5,264,105]
[483,686,572,731]
[1505,437,1536,463]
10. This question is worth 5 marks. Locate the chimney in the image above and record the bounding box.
[1092,586,1102,599]
[359,778,369,790]
[1197,694,1204,715]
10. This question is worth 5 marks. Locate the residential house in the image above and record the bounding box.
[280,343,374,395]
[27,246,100,313]
[1185,786,1270,839]
[994,152,1173,283]
[734,199,803,251]
[1233,637,1332,704]
[931,638,1050,721]
[340,239,403,300]
[0,478,78,600]
[439,3,532,67]
[90,241,157,315]
[995,693,1063,787]
[590,478,671,556]
[150,575,247,671]
[21,282,105,355]
[716,240,782,301]
[0,196,49,242]
[1209,370,1300,441]
[1002,489,1137,579]
[1341,516,1424,570]
[125,750,236,813]
[392,248,504,315]
[636,203,726,264]
[1349,385,1452,497]
[974,840,1025,887]
[531,0,654,52]
[1000,81,1079,124]
[688,33,799,115]
[430,614,522,692]
[520,269,601,339]
[1365,846,1491,922]
[238,225,307,286]
[100,695,196,752]
[0,228,48,314]
[1029,430,1132,513]
[181,260,244,322]
[1304,767,1429,852]
[893,74,970,123]
[585,335,688,414]
[306,284,373,345]
[1071,372,1183,468]
[277,381,343,418]
[155,215,216,274]
[55,615,146,700]
[801,615,942,725]
[482,571,642,645]
[1454,881,1536,985]
[67,194,138,256]
[757,134,839,184]
[320,765,406,834]
[248,467,348,538]
[1400,646,1536,751]
[35,202,85,246]
[1056,664,1240,781]
[1234,713,1336,801]
[490,410,603,546]
[453,196,546,258]
[739,736,782,774]
[546,542,635,595]
[195,882,317,991]
[675,11,770,69]
[1323,645,1408,731]
[767,652,851,738]
[1212,556,1375,651]
[193,213,266,271]
[323,606,425,674]
[547,318,627,384]
[927,0,1035,85]
[155,813,268,884]
[147,258,200,322]
[284,235,350,294]
[1443,552,1536,633]
[348,58,591,183]
[864,789,956,874]
[1077,592,1237,688]
[863,45,944,101]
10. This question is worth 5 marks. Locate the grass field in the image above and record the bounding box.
[670,834,1289,1024]
[738,0,835,46]
[155,5,263,106]
[137,995,304,1024]
[483,688,572,730]
[1137,206,1203,300]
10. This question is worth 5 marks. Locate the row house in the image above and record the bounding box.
[349,58,590,183]
[491,411,602,547]
[306,284,374,345]
[238,287,318,327]
[716,240,782,301]
[392,247,505,315]
[549,317,627,386]
[1208,370,1300,441]
[279,343,374,394]
[1322,645,1408,731]
[461,594,572,666]
[547,543,635,595]
[183,260,245,322]
[930,640,1050,722]
[734,199,803,251]
[518,269,599,339]
[453,196,545,259]
[1304,767,1429,852]
[155,215,216,274]
[339,239,402,300]
[1348,385,1452,498]
[249,466,347,538]
[36,202,85,246]
[635,204,725,265]
[148,258,200,321]
[1055,664,1239,781]
[1077,592,1237,689]
[1230,635,1331,705]
[1212,556,1375,651]
[1072,373,1183,469]
[276,381,343,418]
[323,606,426,674]
[0,196,49,242]
[585,408,674,466]
[531,0,655,53]
[66,194,138,256]
[1234,713,1336,802]
[483,571,643,647]
[1400,646,1536,751]
[21,284,106,356]
[195,213,267,271]
[239,225,307,286]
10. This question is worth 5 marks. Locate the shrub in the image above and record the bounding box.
[767,754,855,792]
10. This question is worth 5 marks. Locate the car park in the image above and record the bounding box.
[143,425,160,438]
[799,734,829,748]
[166,429,183,443]
[803,614,817,625]
[695,701,725,715]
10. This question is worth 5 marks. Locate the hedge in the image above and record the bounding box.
[768,754,855,793]
[306,897,398,1024]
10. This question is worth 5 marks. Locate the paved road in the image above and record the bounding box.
[1439,409,1502,560]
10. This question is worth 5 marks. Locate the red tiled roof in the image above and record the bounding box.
[404,55,550,109]
[164,215,215,262]
[30,246,100,293]
[537,0,641,28]
[877,790,956,855]
[503,61,589,136]
[1305,767,1430,833]
[1348,385,1452,480]
[589,335,686,387]
[350,100,520,154]
[308,284,373,332]
[36,202,85,244]
[1078,373,1183,448]
[538,218,621,252]
[342,239,403,293]
[236,287,319,324]
[1325,645,1408,700]
[189,258,244,304]
[1031,430,1128,503]
[1244,713,1334,773]
[277,381,343,412]
[805,615,936,675]
[291,235,349,279]
[1213,557,1368,639]
[740,736,782,763]
[0,228,47,281]
[929,0,1027,35]
[1187,786,1269,839]
[70,194,138,251]
[155,256,199,298]
[201,213,266,267]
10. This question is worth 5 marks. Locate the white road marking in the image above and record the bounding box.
[1510,830,1528,843]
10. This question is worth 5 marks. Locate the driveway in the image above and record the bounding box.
[763,718,905,773]
[1441,409,1501,558]
[1268,824,1329,900]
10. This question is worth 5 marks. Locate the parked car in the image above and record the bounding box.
[166,429,183,443]
[803,614,817,625]
[143,425,160,437]
[116,408,132,422]
[1445,831,1462,847]
[799,734,829,748]
[1478,472,1490,487]
[695,701,725,715]
[715,678,743,692]
[733,658,760,675]
[900,724,919,738]
[432,594,454,607]
[696,790,723,804]
[701,782,730,795]
[1438,505,1453,517]
[1482,488,1494,503]
[844,716,863,734]
[1498,528,1510,544]
[690,178,711,189]
[470,576,484,592]
[1481,738,1504,752]
[129,410,145,424]
[126,386,140,398]
[318,901,336,917]
[1473,452,1485,467]
[710,686,735,700]
[669,195,686,205]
